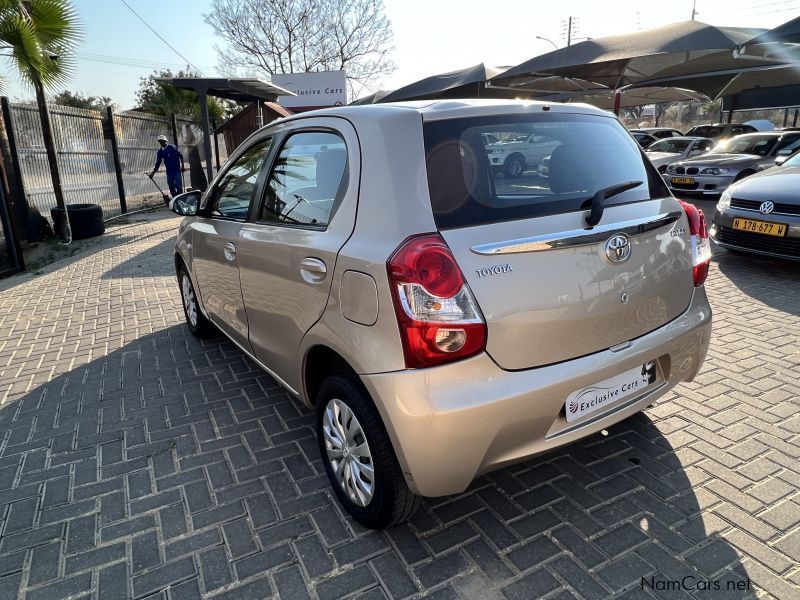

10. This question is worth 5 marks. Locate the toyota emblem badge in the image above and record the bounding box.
[605,234,631,263]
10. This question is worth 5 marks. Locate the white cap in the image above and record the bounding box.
[157,134,168,142]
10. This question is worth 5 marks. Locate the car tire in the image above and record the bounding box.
[733,170,754,183]
[316,374,420,529]
[178,266,212,337]
[504,154,525,177]
[51,203,105,240]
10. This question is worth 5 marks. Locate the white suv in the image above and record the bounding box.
[485,132,561,176]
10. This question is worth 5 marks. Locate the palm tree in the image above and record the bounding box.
[0,0,80,235]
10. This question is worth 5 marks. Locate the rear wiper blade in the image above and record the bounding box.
[585,180,643,227]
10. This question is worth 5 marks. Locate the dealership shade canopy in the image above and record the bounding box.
[625,16,800,99]
[741,15,800,47]
[550,86,709,109]
[632,64,800,99]
[379,64,513,102]
[490,20,777,94]
[164,78,295,102]
[350,90,394,105]
[158,77,295,181]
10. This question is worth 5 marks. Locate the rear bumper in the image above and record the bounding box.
[362,288,712,497]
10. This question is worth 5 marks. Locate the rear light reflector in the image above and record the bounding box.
[678,200,711,286]
[387,234,487,368]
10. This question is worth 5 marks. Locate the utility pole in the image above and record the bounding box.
[691,0,698,20]
[562,16,579,46]
[567,16,573,46]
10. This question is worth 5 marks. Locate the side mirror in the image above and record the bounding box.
[775,156,789,166]
[169,190,201,216]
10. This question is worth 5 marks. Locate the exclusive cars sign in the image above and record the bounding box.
[272,71,347,110]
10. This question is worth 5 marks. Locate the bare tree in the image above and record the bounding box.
[204,0,396,98]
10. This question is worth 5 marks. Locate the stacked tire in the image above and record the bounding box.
[50,203,105,240]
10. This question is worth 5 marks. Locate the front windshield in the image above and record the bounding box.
[714,135,779,156]
[647,139,691,154]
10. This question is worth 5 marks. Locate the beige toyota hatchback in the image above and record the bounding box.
[171,100,712,528]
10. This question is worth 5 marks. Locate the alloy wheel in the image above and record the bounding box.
[181,274,198,327]
[322,398,375,507]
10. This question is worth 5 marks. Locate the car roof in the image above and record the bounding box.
[266,99,614,124]
[724,132,785,139]
[649,136,707,141]
[688,123,751,128]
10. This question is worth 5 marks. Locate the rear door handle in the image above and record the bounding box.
[223,242,236,262]
[300,257,327,282]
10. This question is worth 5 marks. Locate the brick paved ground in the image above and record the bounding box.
[0,206,798,600]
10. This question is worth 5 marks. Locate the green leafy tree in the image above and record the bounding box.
[134,68,230,123]
[0,0,81,225]
[51,89,112,110]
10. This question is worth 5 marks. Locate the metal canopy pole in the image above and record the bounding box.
[197,86,214,183]
[613,92,622,116]
[105,107,127,214]
[727,94,738,124]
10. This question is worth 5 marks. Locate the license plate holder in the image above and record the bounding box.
[565,361,658,423]
[732,217,787,237]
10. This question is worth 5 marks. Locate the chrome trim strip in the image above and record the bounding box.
[208,316,300,397]
[730,206,799,217]
[470,211,683,256]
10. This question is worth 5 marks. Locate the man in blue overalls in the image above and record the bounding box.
[149,134,185,197]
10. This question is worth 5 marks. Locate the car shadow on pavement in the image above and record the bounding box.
[0,325,756,599]
[99,237,177,280]
[711,245,800,317]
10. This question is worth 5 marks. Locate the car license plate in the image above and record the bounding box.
[671,177,695,185]
[565,361,657,423]
[732,218,787,237]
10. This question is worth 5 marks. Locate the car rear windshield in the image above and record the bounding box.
[686,126,723,138]
[648,139,691,153]
[423,113,669,229]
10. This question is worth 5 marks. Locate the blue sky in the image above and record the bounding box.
[3,0,796,108]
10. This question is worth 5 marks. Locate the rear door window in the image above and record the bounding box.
[423,113,668,229]
[258,131,348,228]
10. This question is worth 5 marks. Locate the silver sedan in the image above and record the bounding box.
[665,131,800,196]
[711,150,800,260]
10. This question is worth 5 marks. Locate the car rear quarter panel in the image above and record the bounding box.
[299,109,438,401]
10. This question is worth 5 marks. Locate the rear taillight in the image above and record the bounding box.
[678,200,711,287]
[387,234,486,368]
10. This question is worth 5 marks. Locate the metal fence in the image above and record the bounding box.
[0,183,21,276]
[7,104,119,218]
[4,101,228,224]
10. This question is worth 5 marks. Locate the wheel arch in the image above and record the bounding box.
[174,252,209,319]
[505,151,525,165]
[303,345,359,407]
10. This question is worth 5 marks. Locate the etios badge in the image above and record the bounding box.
[605,234,631,263]
[759,201,775,215]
